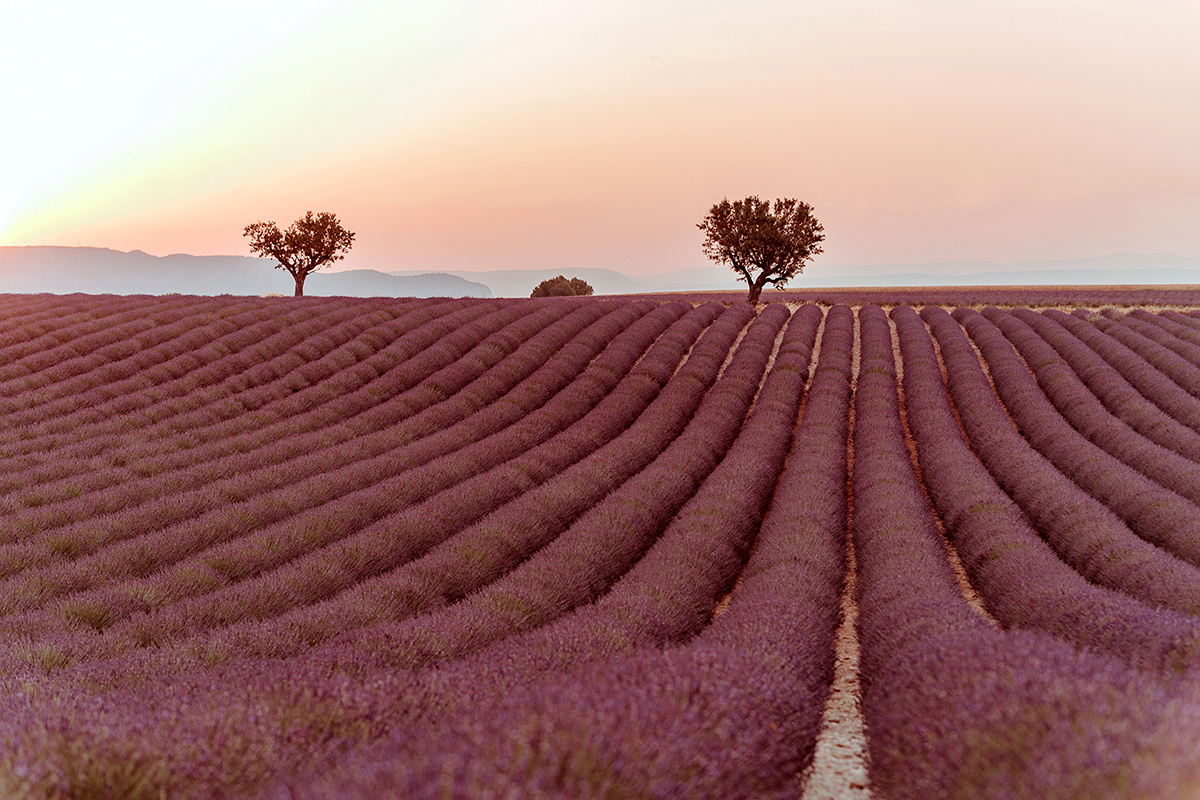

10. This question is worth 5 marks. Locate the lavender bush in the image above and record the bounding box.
[1081,309,1200,398]
[1042,308,1200,434]
[981,306,1200,497]
[855,305,1200,800]
[1122,308,1200,362]
[916,306,1200,610]
[1162,309,1200,332]
[896,305,1200,666]
[951,307,1200,565]
[1009,307,1200,460]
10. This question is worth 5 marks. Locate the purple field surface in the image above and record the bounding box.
[2,292,1200,799]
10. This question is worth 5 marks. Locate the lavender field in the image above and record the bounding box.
[3,291,1200,798]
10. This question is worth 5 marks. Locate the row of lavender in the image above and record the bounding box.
[2,295,1200,797]
[656,285,1200,308]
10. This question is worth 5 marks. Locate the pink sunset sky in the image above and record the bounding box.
[2,0,1197,276]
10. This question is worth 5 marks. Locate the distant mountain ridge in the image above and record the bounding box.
[0,246,491,297]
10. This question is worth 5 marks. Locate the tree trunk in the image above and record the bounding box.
[746,280,765,306]
[293,272,306,297]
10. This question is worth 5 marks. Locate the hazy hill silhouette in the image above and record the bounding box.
[0,247,491,297]
[385,266,744,297]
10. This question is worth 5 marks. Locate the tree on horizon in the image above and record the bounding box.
[243,211,355,296]
[697,196,824,305]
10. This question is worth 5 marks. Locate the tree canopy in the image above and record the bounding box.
[697,196,824,305]
[243,211,355,296]
[531,275,594,297]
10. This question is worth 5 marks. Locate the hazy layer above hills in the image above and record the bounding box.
[0,247,491,297]
[2,247,1197,298]
[393,253,1200,297]
[802,253,1200,288]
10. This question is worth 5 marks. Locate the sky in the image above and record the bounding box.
[2,0,1198,276]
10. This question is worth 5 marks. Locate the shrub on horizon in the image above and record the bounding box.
[530,276,594,298]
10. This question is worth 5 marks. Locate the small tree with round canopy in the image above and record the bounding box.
[243,211,355,297]
[697,196,824,305]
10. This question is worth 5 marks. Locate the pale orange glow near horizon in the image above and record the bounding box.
[3,1,1198,276]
